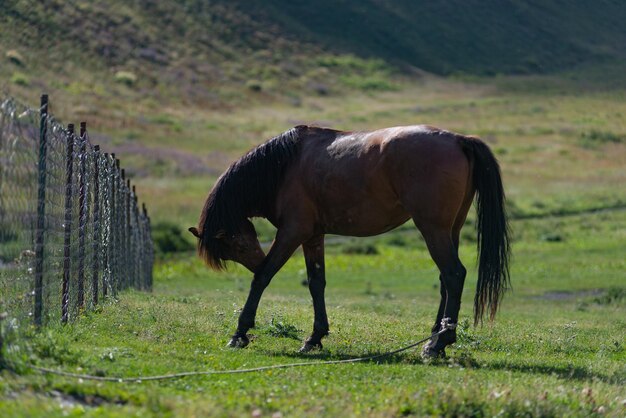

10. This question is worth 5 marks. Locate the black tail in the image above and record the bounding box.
[462,137,511,325]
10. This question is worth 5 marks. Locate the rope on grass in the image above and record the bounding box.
[27,325,453,383]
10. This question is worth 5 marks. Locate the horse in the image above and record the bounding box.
[189,124,510,357]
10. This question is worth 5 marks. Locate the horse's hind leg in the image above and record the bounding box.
[300,235,329,353]
[418,225,467,358]
[430,190,474,335]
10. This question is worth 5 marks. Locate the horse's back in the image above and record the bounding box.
[280,125,472,235]
[378,126,472,228]
[298,124,469,181]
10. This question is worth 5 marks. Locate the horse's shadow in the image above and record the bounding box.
[259,347,621,384]
[260,347,428,366]
[480,361,622,385]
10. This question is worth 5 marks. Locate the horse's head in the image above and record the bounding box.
[188,219,265,273]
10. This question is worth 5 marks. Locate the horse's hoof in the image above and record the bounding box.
[421,343,446,360]
[299,341,323,353]
[226,335,249,348]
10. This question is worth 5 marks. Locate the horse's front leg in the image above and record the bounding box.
[432,275,447,333]
[228,229,303,348]
[300,235,328,353]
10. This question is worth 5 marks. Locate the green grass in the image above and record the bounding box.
[1,209,625,417]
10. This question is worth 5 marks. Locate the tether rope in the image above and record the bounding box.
[26,327,450,383]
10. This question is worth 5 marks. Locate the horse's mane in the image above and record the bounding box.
[197,126,303,269]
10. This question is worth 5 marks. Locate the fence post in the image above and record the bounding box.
[0,312,6,369]
[146,211,153,291]
[136,193,141,289]
[61,124,74,323]
[77,122,87,311]
[142,203,148,290]
[126,178,131,289]
[109,156,116,296]
[133,194,140,291]
[131,185,136,289]
[34,94,48,327]
[92,144,100,305]
[115,159,121,294]
[102,153,110,299]
[135,194,141,290]
[120,169,126,290]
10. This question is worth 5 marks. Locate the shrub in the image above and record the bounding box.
[152,221,194,255]
[386,236,407,247]
[6,50,24,66]
[245,80,262,92]
[341,243,379,255]
[540,233,564,242]
[114,71,137,86]
[579,130,625,148]
[10,72,29,86]
[266,317,301,339]
[593,287,625,306]
[340,74,397,92]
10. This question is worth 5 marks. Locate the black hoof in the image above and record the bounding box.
[226,334,249,348]
[299,341,323,353]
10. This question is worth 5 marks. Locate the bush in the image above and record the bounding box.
[10,72,29,86]
[540,233,564,242]
[593,287,625,306]
[339,74,397,92]
[386,236,407,247]
[245,80,262,92]
[6,50,24,66]
[114,71,137,86]
[152,221,194,255]
[579,130,625,148]
[340,243,379,255]
[266,317,301,340]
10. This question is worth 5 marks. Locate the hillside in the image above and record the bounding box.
[243,0,626,75]
[2,0,626,109]
[2,0,626,232]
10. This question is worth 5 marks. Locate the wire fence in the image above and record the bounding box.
[0,94,153,338]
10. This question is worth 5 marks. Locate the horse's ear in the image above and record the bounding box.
[214,229,226,239]
[188,227,200,238]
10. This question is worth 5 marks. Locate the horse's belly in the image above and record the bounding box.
[322,202,410,236]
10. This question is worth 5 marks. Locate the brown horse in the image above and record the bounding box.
[189,125,510,357]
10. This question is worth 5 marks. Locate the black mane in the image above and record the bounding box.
[197,126,303,269]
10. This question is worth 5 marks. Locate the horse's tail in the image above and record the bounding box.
[461,136,511,325]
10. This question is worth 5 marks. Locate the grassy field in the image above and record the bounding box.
[1,70,626,416]
[0,209,624,417]
[131,66,626,236]
[3,4,626,415]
